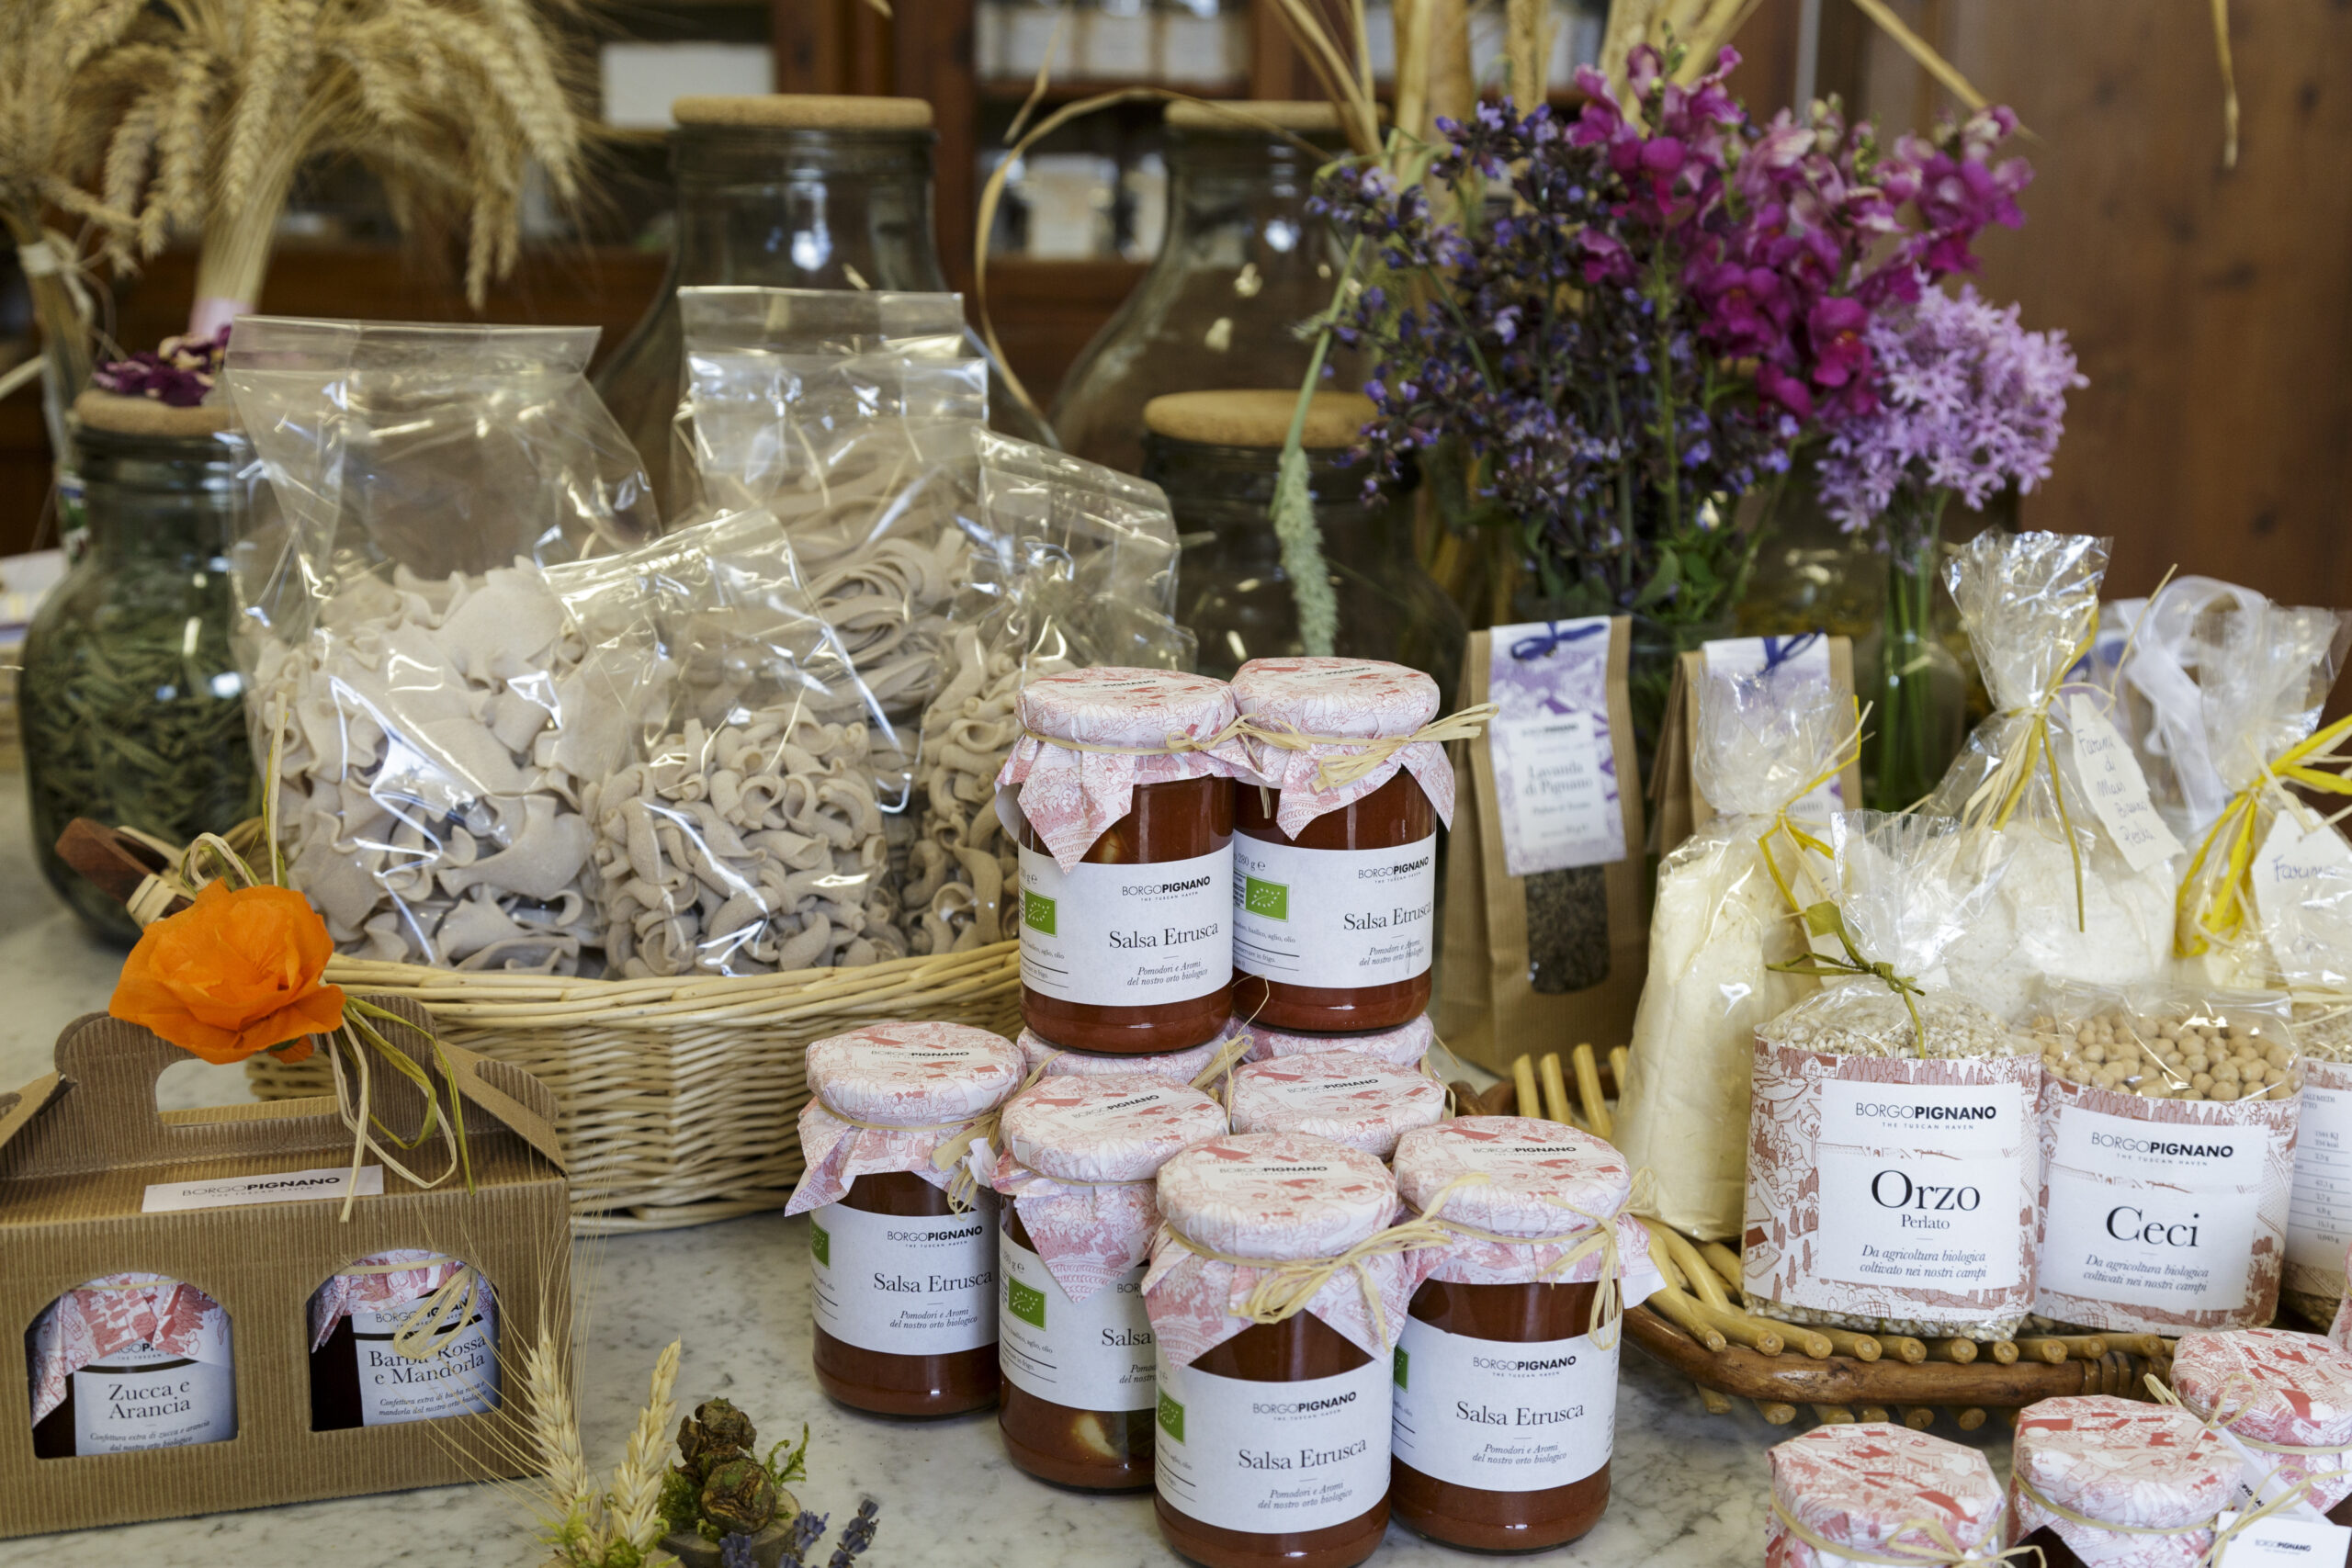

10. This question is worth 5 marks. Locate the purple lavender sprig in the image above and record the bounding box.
[718,1533,757,1568]
[1813,283,2086,536]
[90,327,231,408]
[775,1508,830,1568]
[826,1499,880,1568]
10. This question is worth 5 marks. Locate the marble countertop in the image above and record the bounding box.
[0,773,2016,1567]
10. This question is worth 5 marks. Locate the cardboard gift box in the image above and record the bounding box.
[0,1000,570,1538]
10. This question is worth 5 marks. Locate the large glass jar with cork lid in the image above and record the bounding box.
[1052,101,1354,477]
[595,93,1047,515]
[1141,389,1464,700]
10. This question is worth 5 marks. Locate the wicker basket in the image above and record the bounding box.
[245,942,1022,1234]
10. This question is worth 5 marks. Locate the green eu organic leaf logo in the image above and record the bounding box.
[810,1221,829,1269]
[1023,889,1057,935]
[1393,1348,1409,1389]
[1007,1277,1047,1329]
[1158,1390,1184,1443]
[1244,876,1288,920]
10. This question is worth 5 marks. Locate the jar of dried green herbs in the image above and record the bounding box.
[18,394,258,942]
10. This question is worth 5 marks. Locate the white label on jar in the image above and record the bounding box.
[1812,1081,2027,1293]
[1390,1319,1615,1492]
[809,1196,999,1355]
[1000,1232,1155,1412]
[1233,834,1435,990]
[351,1298,501,1426]
[1155,1352,1390,1534]
[2212,1511,2352,1568]
[71,1342,235,1454]
[2066,696,2186,873]
[2041,1104,2268,1312]
[1018,845,1231,1008]
[2289,1080,2352,1272]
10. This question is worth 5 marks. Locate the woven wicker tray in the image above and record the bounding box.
[246,943,1020,1234]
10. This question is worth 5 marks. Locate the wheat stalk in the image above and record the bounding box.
[603,1339,681,1557]
[524,1304,602,1555]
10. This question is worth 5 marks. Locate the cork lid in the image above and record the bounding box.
[1165,99,1346,132]
[1143,389,1374,450]
[805,1021,1023,1125]
[673,94,933,131]
[74,389,236,437]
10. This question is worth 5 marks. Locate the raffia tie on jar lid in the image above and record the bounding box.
[1245,1013,1436,1070]
[1146,1131,1441,1364]
[992,1077,1228,1302]
[1766,1423,2011,1568]
[29,1273,233,1426]
[2172,1327,2352,1513]
[310,1250,489,1360]
[995,665,1255,872]
[1019,1026,1250,1094]
[1391,1115,1658,1342]
[1230,656,1484,835]
[2007,1396,2237,1568]
[1226,1051,1445,1161]
[786,1021,1025,1214]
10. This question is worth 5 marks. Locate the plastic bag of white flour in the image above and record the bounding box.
[1743,812,2040,1338]
[1924,531,2177,1023]
[1615,662,1849,1242]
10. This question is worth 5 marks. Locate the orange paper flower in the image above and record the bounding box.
[110,882,345,1065]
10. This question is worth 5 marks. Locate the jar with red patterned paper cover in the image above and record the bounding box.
[1229,658,1456,1033]
[1386,1116,1662,1552]
[1017,1025,1244,1091]
[2174,1327,2352,1524]
[29,1273,236,1457]
[990,1076,1227,1491]
[786,1021,1025,1416]
[1146,1132,1406,1568]
[997,667,1252,1054]
[309,1250,499,1430]
[1225,1051,1445,1161]
[1766,1421,2006,1568]
[1244,1012,1436,1071]
[2007,1396,2238,1568]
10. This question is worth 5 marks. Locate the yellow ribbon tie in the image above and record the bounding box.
[2177,711,2352,959]
[1961,621,2098,933]
[1757,705,1867,922]
[1241,703,1498,793]
[336,1257,487,1362]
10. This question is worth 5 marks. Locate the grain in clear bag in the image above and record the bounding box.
[1925,531,2177,1023]
[1616,662,1849,1243]
[2026,983,2301,1335]
[899,432,1191,956]
[1742,811,2041,1339]
[223,318,671,972]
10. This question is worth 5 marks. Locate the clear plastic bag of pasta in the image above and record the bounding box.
[1922,531,2177,1021]
[678,287,982,730]
[1616,662,1849,1243]
[899,432,1193,956]
[223,318,671,972]
[582,511,909,976]
[1742,812,2040,1339]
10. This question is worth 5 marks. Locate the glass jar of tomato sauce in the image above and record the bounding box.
[1229,658,1463,1032]
[786,1021,1025,1417]
[997,667,1253,1054]
[1388,1117,1645,1551]
[992,1075,1227,1490]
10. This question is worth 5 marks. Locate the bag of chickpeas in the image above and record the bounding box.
[2025,985,2303,1334]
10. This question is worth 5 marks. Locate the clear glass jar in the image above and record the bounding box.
[1142,391,1464,702]
[19,414,259,943]
[1053,102,1352,477]
[595,96,1047,517]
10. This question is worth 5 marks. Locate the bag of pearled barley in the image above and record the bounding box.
[2025,985,2302,1335]
[1742,811,2041,1339]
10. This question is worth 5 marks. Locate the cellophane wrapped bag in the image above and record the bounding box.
[2025,984,2301,1335]
[582,510,910,976]
[1926,531,2177,1022]
[224,318,668,973]
[1743,812,2041,1339]
[899,432,1191,956]
[1616,662,1848,1243]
